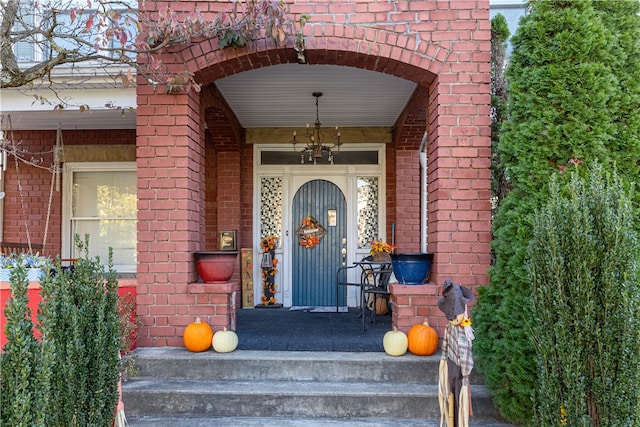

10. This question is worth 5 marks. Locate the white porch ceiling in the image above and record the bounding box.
[214,64,417,128]
[1,64,417,131]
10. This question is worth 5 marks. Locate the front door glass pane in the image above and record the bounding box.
[357,177,379,249]
[260,177,283,242]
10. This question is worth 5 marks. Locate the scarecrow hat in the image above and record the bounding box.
[437,279,475,321]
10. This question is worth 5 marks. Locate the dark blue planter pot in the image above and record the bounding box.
[390,253,434,285]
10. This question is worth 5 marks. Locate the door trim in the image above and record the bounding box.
[252,143,387,307]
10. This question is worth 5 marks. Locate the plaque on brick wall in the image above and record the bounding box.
[219,230,237,251]
[241,248,254,308]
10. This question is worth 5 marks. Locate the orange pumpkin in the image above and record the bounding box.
[375,298,389,316]
[183,317,214,352]
[407,320,438,356]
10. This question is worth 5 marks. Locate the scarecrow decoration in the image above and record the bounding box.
[295,215,326,248]
[437,279,475,427]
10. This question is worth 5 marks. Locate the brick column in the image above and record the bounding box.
[389,283,446,338]
[393,150,422,252]
[136,86,205,347]
[187,281,241,332]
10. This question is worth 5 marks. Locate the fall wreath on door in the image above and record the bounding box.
[296,216,326,248]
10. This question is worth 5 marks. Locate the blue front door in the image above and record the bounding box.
[292,180,346,306]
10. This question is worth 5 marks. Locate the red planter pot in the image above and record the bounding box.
[194,252,239,283]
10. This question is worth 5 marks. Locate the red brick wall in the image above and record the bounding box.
[215,151,241,236]
[385,143,396,245]
[1,129,135,257]
[204,132,218,252]
[201,84,244,253]
[394,150,422,252]
[239,142,253,253]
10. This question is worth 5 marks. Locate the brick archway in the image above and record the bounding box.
[135,1,491,346]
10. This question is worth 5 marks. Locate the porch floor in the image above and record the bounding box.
[235,307,391,352]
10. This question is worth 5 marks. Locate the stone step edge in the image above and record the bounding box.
[125,416,515,427]
[131,347,440,362]
[129,347,487,384]
[122,378,493,398]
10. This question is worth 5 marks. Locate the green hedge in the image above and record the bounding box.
[530,164,640,426]
[1,238,120,427]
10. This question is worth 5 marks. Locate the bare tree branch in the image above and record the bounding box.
[1,0,308,91]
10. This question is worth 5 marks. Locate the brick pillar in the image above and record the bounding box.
[136,87,205,347]
[426,75,492,290]
[187,281,241,332]
[389,283,446,338]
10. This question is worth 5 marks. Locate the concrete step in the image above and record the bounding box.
[123,379,497,419]
[126,416,516,426]
[121,348,514,426]
[129,347,485,384]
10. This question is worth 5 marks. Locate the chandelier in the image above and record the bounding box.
[291,92,341,164]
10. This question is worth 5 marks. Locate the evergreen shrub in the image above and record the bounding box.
[529,164,640,426]
[1,236,121,427]
[473,1,640,424]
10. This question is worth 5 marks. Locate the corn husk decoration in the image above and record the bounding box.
[458,382,470,427]
[114,353,128,427]
[460,305,474,426]
[437,281,476,427]
[438,358,451,427]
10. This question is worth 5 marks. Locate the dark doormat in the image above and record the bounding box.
[236,307,392,352]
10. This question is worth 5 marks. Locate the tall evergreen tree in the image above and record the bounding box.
[592,0,640,193]
[473,1,640,424]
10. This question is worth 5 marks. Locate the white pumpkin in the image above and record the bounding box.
[383,328,408,357]
[212,328,238,353]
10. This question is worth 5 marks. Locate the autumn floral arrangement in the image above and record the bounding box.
[260,236,278,305]
[296,216,326,249]
[370,240,396,256]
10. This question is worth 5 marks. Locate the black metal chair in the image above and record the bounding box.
[336,255,391,331]
[362,262,393,325]
[336,255,371,312]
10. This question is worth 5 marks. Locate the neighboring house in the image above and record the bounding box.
[491,0,528,35]
[0,0,509,347]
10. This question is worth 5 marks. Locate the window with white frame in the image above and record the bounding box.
[63,162,137,273]
[13,0,37,62]
[12,0,137,64]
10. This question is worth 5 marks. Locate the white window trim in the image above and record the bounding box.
[62,161,137,273]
